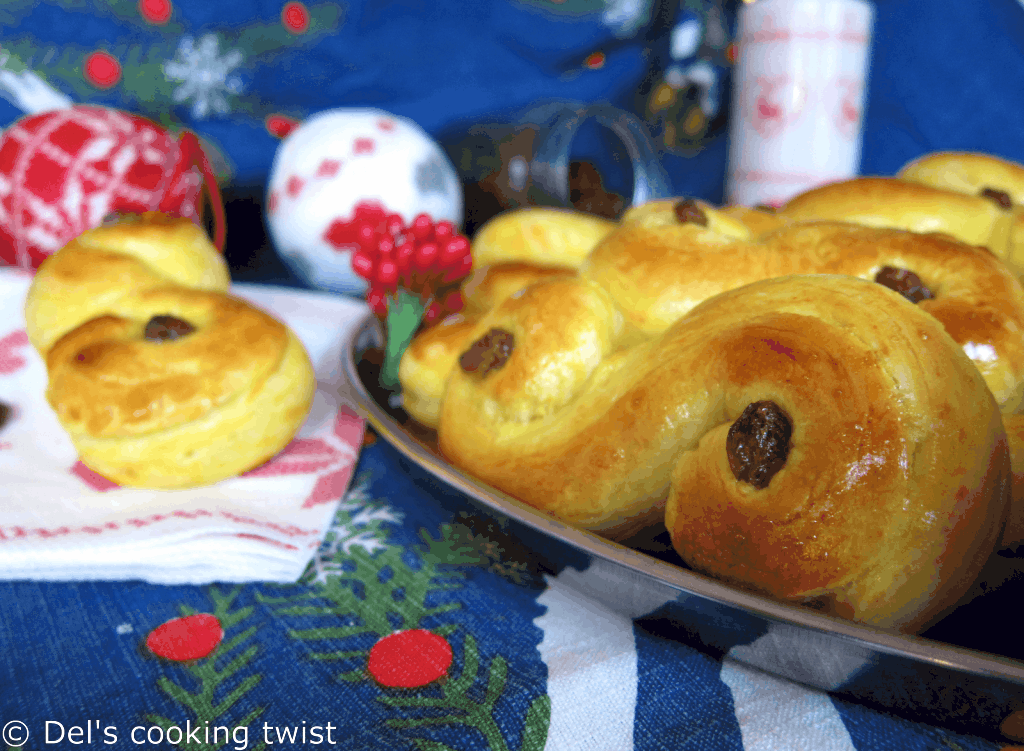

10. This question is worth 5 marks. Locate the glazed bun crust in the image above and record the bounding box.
[898,151,1024,204]
[580,202,1024,413]
[778,176,1009,247]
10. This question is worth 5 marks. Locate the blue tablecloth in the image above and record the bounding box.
[0,431,1014,751]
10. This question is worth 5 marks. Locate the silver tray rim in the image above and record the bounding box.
[340,310,1024,687]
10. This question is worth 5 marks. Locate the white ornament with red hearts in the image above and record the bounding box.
[265,108,463,294]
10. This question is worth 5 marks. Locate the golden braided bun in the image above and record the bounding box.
[437,275,1009,634]
[25,213,316,489]
[401,200,1024,548]
[661,276,1010,633]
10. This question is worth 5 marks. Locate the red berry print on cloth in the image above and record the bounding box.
[376,118,396,132]
[0,330,30,375]
[146,613,223,662]
[266,114,300,139]
[84,51,121,89]
[138,0,172,24]
[368,629,453,688]
[282,1,310,34]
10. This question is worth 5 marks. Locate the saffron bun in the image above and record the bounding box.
[400,198,1024,549]
[778,153,1024,277]
[898,151,1024,204]
[470,207,616,271]
[581,201,1024,415]
[24,212,316,489]
[437,275,1009,633]
[661,276,1010,633]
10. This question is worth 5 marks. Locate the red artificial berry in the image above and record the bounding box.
[438,236,469,269]
[366,286,388,317]
[423,301,443,324]
[355,220,380,247]
[433,220,455,245]
[376,259,399,287]
[325,218,359,249]
[377,234,395,256]
[367,629,453,688]
[442,251,474,283]
[385,213,405,237]
[354,201,387,222]
[351,250,375,280]
[394,240,415,277]
[146,613,223,662]
[443,290,464,313]
[410,214,435,243]
[413,242,439,272]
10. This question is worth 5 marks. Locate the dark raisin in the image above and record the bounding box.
[980,187,1013,210]
[459,328,515,376]
[673,199,708,226]
[144,315,195,342]
[727,401,793,489]
[0,402,11,432]
[874,266,935,304]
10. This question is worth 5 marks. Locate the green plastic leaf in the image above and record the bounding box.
[381,289,425,390]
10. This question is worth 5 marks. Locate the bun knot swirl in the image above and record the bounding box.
[440,274,1010,632]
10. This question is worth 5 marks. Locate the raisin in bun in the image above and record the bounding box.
[25,212,316,488]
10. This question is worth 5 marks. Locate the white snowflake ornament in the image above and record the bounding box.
[266,108,463,294]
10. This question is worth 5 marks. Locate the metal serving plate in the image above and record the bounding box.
[340,312,1024,743]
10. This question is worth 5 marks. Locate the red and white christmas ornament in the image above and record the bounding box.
[265,108,462,294]
[0,105,224,270]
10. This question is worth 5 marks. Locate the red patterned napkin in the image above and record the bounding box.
[0,269,367,583]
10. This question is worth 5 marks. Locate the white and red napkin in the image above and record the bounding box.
[0,268,368,584]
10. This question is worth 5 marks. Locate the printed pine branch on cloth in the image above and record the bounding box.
[259,543,465,683]
[381,633,551,751]
[144,586,267,751]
